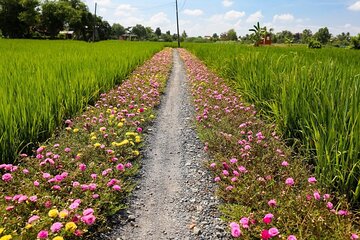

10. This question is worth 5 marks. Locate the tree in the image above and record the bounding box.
[350,34,360,49]
[0,0,40,38]
[302,29,312,44]
[155,27,161,37]
[212,33,219,41]
[220,32,228,41]
[314,27,331,45]
[227,28,237,41]
[275,30,293,44]
[181,30,187,41]
[40,0,69,38]
[131,24,146,40]
[111,23,125,39]
[96,17,111,40]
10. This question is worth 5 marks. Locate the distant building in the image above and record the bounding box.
[261,34,272,45]
[204,36,211,40]
[120,33,138,41]
[59,30,74,39]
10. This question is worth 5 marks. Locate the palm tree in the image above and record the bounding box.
[249,22,265,46]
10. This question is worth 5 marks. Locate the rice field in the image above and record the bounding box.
[0,40,165,164]
[184,43,360,205]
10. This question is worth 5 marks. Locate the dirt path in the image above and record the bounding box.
[101,49,229,240]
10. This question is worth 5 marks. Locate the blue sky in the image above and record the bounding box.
[84,0,360,36]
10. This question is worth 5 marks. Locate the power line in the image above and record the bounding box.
[180,0,187,11]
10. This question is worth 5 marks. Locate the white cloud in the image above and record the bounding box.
[149,12,171,26]
[246,11,263,23]
[222,0,234,7]
[348,1,360,11]
[183,9,204,16]
[273,13,294,22]
[115,4,137,17]
[224,10,245,20]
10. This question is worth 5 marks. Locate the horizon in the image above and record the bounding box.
[84,0,360,37]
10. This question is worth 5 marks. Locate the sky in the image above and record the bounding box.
[84,0,360,37]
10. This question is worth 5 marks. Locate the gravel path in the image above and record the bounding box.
[97,49,230,240]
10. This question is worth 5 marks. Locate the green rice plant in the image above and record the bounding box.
[184,43,360,205]
[0,39,165,163]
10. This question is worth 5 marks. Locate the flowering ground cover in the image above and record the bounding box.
[0,48,172,240]
[179,49,359,239]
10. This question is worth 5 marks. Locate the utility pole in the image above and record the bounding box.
[93,2,97,42]
[175,0,180,48]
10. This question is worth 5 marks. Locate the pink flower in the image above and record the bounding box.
[268,227,279,237]
[268,199,277,207]
[240,217,249,228]
[73,181,80,187]
[6,205,14,211]
[261,229,271,240]
[92,194,99,199]
[2,173,12,182]
[285,178,294,186]
[238,166,247,173]
[308,177,317,184]
[222,170,229,176]
[42,173,51,179]
[230,158,238,164]
[50,222,63,233]
[116,164,125,171]
[137,127,143,133]
[23,169,29,174]
[81,214,96,225]
[37,147,45,153]
[323,194,330,200]
[281,161,289,166]
[113,185,121,191]
[64,147,71,152]
[28,215,40,224]
[79,163,87,171]
[226,186,234,191]
[29,195,37,202]
[313,191,321,200]
[338,210,348,216]
[52,185,61,190]
[210,163,216,168]
[37,230,48,239]
[91,174,97,179]
[351,233,359,240]
[230,222,241,237]
[287,235,297,240]
[83,208,94,216]
[69,202,80,210]
[214,176,221,182]
[89,183,97,191]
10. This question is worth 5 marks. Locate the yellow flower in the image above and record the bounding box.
[106,109,111,113]
[0,228,4,234]
[25,224,32,229]
[109,114,115,119]
[133,150,140,156]
[125,132,137,137]
[116,140,129,147]
[121,118,126,122]
[65,222,77,232]
[150,114,155,119]
[94,143,101,148]
[90,132,96,136]
[65,127,72,131]
[48,209,59,218]
[59,210,68,219]
[140,118,145,122]
[52,237,64,240]
[135,136,141,143]
[117,122,123,128]
[73,128,79,133]
[91,136,97,140]
[0,235,12,240]
[130,141,135,146]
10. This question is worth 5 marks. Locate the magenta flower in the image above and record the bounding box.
[113,185,121,191]
[29,195,37,202]
[37,230,48,239]
[240,217,249,228]
[288,235,297,240]
[308,177,317,184]
[261,229,271,240]
[268,227,279,237]
[2,173,12,182]
[210,163,216,168]
[92,194,100,199]
[323,194,330,200]
[285,178,294,186]
[91,173,97,179]
[116,164,125,171]
[64,147,71,152]
[238,166,247,173]
[79,163,87,171]
[214,176,221,182]
[263,213,273,224]
[230,158,238,164]
[50,222,63,233]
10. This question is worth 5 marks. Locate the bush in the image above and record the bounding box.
[351,34,360,49]
[308,39,322,49]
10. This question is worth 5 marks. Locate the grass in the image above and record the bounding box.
[0,39,165,164]
[183,43,360,206]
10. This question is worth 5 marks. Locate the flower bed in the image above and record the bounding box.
[0,48,173,240]
[179,49,359,240]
